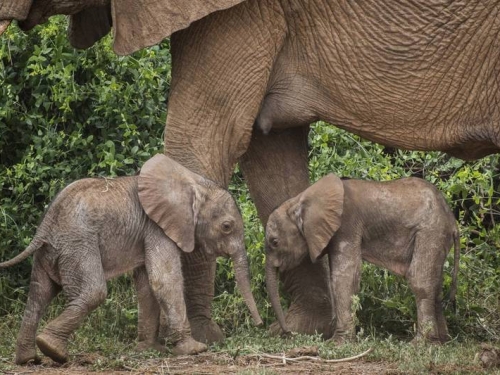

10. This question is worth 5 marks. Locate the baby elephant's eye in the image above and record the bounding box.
[221,221,233,234]
[270,238,279,248]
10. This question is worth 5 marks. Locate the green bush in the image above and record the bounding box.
[0,17,168,314]
[0,18,499,345]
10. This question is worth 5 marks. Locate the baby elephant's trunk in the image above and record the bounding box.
[265,260,289,334]
[231,250,263,326]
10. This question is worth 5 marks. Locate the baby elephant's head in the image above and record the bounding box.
[193,187,245,259]
[138,154,262,326]
[264,174,344,333]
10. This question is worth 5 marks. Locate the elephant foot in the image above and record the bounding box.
[172,337,207,356]
[136,340,167,353]
[15,345,41,365]
[189,317,225,344]
[36,332,68,363]
[269,302,333,339]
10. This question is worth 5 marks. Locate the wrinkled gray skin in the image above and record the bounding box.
[265,175,460,343]
[0,154,261,365]
[0,0,496,340]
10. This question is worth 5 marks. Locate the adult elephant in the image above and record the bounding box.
[2,0,500,341]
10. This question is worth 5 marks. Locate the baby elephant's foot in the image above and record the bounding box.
[36,332,68,363]
[172,337,207,356]
[15,345,41,365]
[136,340,167,353]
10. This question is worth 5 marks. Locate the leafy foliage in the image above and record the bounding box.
[0,17,499,353]
[0,17,168,310]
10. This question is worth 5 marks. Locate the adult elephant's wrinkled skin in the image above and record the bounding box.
[1,0,500,340]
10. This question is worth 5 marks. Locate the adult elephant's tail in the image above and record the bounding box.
[0,238,44,268]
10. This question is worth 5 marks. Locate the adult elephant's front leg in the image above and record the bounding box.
[240,127,334,338]
[181,249,224,344]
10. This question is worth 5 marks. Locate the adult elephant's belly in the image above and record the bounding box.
[259,0,500,160]
[258,66,500,161]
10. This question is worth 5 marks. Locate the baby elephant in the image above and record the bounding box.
[0,154,262,365]
[265,174,459,343]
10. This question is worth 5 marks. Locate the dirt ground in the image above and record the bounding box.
[2,354,397,375]
[3,351,490,375]
[4,344,498,374]
[4,346,499,375]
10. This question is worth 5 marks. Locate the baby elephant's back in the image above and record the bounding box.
[383,177,455,230]
[40,176,147,245]
[344,177,456,232]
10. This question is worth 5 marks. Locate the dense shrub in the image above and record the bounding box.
[0,18,499,342]
[0,17,168,313]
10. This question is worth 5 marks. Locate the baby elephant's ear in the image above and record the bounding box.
[138,154,204,253]
[297,174,344,263]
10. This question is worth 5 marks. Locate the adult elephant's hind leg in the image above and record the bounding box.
[240,127,334,338]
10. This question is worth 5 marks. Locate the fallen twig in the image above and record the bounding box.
[250,347,373,365]
[320,347,374,363]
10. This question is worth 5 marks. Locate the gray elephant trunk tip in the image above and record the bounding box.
[231,251,263,327]
[252,311,264,327]
[265,262,290,334]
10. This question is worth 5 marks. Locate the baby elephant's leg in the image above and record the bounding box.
[133,266,165,352]
[406,233,447,343]
[435,294,450,342]
[15,260,59,365]
[36,250,107,363]
[144,232,207,355]
[328,243,362,343]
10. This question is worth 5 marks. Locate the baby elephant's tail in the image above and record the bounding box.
[446,230,461,305]
[0,238,44,268]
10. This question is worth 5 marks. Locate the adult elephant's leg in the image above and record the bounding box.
[181,249,224,344]
[164,2,287,343]
[240,127,334,338]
